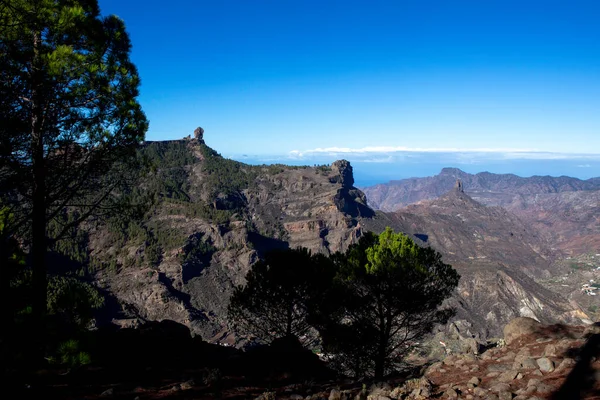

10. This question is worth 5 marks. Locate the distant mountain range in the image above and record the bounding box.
[362,167,600,211]
[362,168,600,256]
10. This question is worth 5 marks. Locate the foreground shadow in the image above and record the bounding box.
[551,324,600,400]
[5,319,333,399]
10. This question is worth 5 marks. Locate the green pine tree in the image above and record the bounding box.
[0,0,148,356]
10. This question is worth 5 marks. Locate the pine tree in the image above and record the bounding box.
[323,228,460,379]
[0,0,148,346]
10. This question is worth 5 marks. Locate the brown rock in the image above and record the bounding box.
[527,379,541,387]
[531,369,544,376]
[468,377,481,386]
[504,318,542,345]
[513,348,532,366]
[515,386,537,396]
[330,388,342,400]
[498,351,517,362]
[515,357,538,370]
[389,387,405,399]
[425,361,443,376]
[498,370,519,382]
[498,391,513,400]
[443,355,457,365]
[543,344,558,357]
[180,379,194,390]
[555,357,576,372]
[488,363,511,372]
[368,383,391,399]
[535,357,554,373]
[490,383,511,393]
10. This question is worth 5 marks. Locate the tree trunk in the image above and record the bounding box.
[0,240,9,371]
[375,294,388,380]
[374,341,386,380]
[30,28,47,360]
[286,303,293,338]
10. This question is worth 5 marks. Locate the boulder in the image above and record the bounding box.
[498,370,518,382]
[555,357,576,372]
[504,317,542,345]
[180,379,194,390]
[330,389,342,400]
[490,383,511,393]
[536,357,554,373]
[543,344,558,357]
[498,391,513,400]
[468,377,480,386]
[514,357,538,370]
[498,351,516,362]
[368,382,391,398]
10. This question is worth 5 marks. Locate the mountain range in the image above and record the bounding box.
[83,137,598,345]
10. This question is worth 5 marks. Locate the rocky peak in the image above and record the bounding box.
[435,181,480,209]
[330,159,354,188]
[440,167,468,177]
[194,127,205,143]
[455,179,464,193]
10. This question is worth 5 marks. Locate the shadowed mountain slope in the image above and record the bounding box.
[81,140,588,342]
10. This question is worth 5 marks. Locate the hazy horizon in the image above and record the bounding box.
[223,149,599,187]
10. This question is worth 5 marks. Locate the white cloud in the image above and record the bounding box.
[288,146,600,161]
[362,156,396,163]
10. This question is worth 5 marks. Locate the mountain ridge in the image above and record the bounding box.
[77,139,590,342]
[363,167,600,212]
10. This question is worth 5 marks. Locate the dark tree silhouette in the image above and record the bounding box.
[0,0,148,343]
[228,247,334,345]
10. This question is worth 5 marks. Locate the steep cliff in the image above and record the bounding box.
[85,139,588,342]
[88,138,370,341]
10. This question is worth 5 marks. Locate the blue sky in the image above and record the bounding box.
[98,0,600,185]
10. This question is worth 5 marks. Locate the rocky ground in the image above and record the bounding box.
[35,318,600,400]
[422,318,600,400]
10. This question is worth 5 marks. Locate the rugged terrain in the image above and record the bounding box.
[81,136,590,344]
[362,168,600,326]
[362,167,600,213]
[87,135,371,341]
[362,184,588,340]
